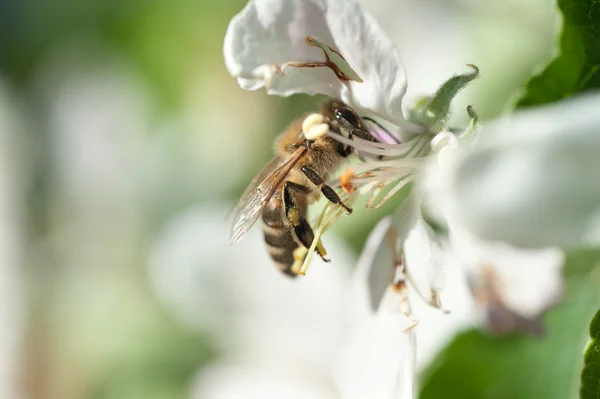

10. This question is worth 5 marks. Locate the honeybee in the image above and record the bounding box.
[230,99,375,277]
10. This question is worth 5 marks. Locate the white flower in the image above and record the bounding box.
[223,0,479,219]
[223,0,566,397]
[344,129,564,341]
[224,0,411,126]
[362,202,564,338]
[149,204,421,399]
[429,92,600,249]
[402,129,565,334]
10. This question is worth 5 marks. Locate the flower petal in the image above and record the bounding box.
[348,216,395,317]
[347,195,440,319]
[333,288,416,399]
[193,363,339,399]
[149,203,354,373]
[403,217,446,294]
[224,0,408,124]
[391,194,448,302]
[449,224,564,333]
[408,259,476,369]
[440,93,600,248]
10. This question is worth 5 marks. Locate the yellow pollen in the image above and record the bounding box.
[288,208,301,226]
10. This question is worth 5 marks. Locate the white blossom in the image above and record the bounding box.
[224,0,412,126]
[223,0,567,397]
[411,128,564,333]
[149,205,420,399]
[429,92,600,249]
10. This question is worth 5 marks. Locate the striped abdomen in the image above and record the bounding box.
[261,191,307,277]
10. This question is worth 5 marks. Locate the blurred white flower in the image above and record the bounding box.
[150,204,425,399]
[35,45,153,262]
[447,224,563,334]
[403,129,564,334]
[431,92,600,249]
[360,208,563,339]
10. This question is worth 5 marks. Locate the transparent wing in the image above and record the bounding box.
[230,147,307,244]
[229,155,282,217]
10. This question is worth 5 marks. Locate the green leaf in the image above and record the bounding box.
[419,270,600,399]
[564,248,600,278]
[581,308,600,399]
[517,0,600,107]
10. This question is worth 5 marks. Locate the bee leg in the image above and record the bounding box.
[283,181,330,262]
[300,166,352,214]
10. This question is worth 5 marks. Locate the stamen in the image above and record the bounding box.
[327,131,429,158]
[351,159,427,174]
[331,132,416,149]
[388,238,420,331]
[299,192,358,275]
[365,184,385,208]
[363,117,402,144]
[351,173,398,185]
[339,169,356,195]
[407,136,431,158]
[368,177,414,209]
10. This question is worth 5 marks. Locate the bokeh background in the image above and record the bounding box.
[0,0,571,398]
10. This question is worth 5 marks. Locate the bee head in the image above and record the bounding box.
[323,99,364,139]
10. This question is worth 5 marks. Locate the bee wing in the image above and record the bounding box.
[232,155,283,214]
[230,146,307,244]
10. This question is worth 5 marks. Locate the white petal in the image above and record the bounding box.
[345,196,441,321]
[336,218,417,398]
[333,288,416,399]
[149,203,354,372]
[442,93,600,248]
[408,260,476,370]
[193,363,339,399]
[403,218,446,294]
[392,200,476,369]
[347,216,395,319]
[449,225,564,324]
[224,0,408,124]
[392,194,447,297]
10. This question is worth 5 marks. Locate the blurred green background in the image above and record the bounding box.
[0,0,590,398]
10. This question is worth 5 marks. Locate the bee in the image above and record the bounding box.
[230,99,375,277]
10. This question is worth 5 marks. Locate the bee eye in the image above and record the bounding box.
[335,108,361,128]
